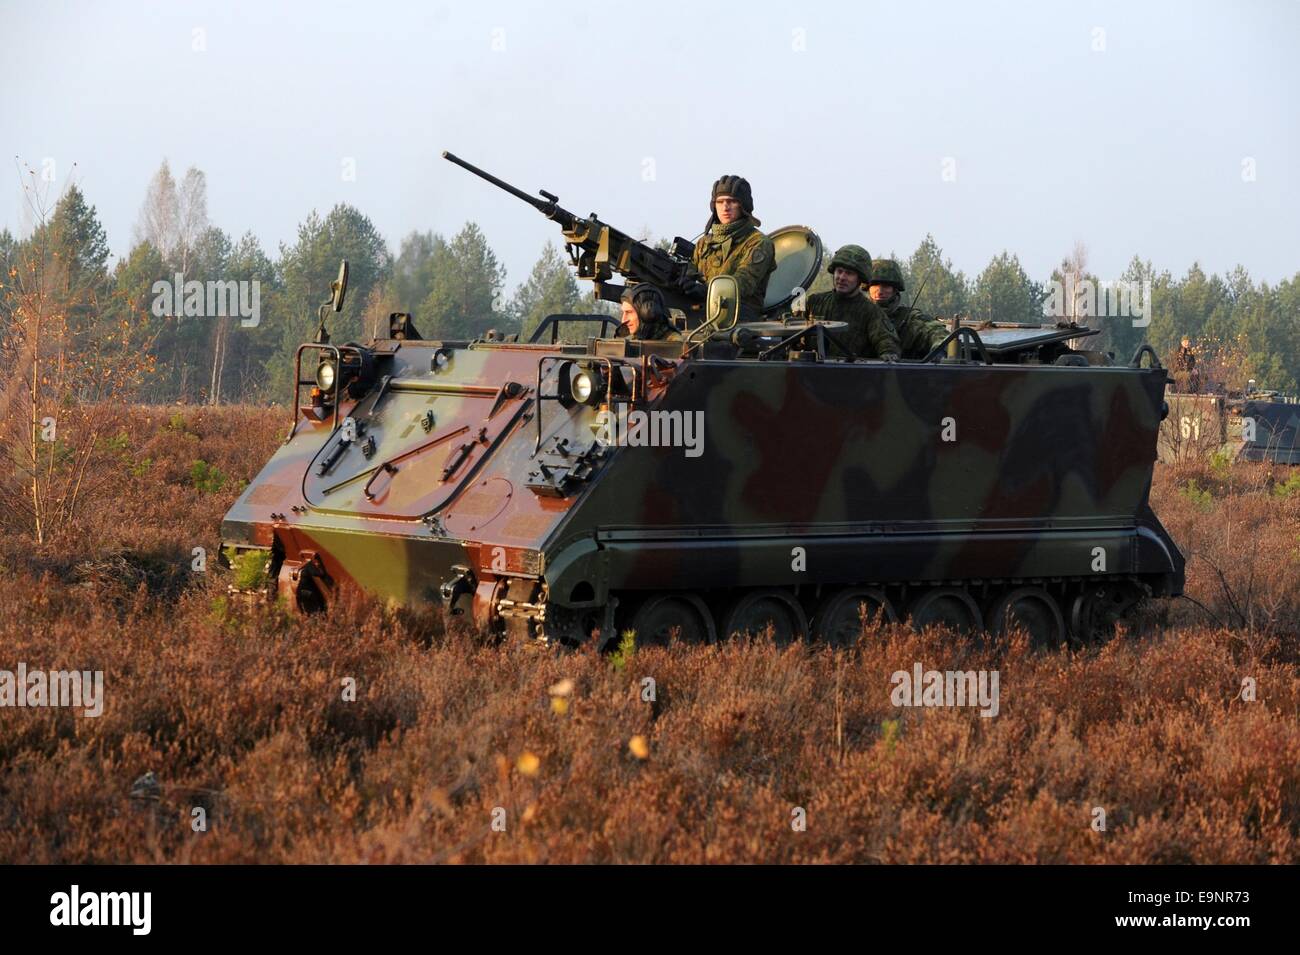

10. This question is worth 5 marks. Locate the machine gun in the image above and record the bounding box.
[443,151,706,316]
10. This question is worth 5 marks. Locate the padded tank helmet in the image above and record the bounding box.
[707,175,759,227]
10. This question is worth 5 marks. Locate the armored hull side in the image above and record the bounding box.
[543,358,1183,607]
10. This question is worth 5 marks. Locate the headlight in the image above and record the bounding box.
[316,360,337,393]
[572,371,594,403]
[558,361,607,407]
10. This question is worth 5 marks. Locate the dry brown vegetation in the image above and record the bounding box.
[1,406,1297,863]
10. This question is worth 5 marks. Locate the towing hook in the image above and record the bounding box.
[440,565,475,615]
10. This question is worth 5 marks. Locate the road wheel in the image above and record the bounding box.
[1068,587,1137,644]
[542,604,602,650]
[986,587,1066,648]
[813,588,896,647]
[908,588,982,635]
[722,590,808,645]
[629,593,715,648]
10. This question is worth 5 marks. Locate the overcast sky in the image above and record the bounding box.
[3,0,1297,292]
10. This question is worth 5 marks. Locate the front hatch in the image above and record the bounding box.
[303,377,531,520]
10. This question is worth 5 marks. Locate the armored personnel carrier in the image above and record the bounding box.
[220,155,1184,649]
[1158,387,1299,465]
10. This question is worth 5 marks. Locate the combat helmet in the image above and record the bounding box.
[826,244,873,284]
[870,259,905,290]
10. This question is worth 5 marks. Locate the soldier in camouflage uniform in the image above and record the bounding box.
[803,245,900,360]
[1173,336,1200,392]
[867,259,949,360]
[617,283,682,342]
[691,175,777,320]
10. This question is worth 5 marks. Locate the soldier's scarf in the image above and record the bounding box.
[704,217,752,259]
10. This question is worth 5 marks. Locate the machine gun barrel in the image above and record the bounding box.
[441,151,575,228]
[443,149,706,316]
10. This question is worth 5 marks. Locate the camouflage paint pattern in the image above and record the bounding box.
[223,325,1184,642]
[548,351,1180,603]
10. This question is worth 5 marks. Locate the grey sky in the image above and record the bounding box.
[3,0,1297,293]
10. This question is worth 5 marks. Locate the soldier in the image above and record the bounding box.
[617,283,681,341]
[803,245,900,360]
[867,259,950,360]
[1173,336,1199,392]
[691,175,777,320]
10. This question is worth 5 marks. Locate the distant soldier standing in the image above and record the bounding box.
[691,175,777,320]
[804,245,900,360]
[867,259,949,359]
[1173,336,1200,392]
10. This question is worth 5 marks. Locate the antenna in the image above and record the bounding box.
[909,267,931,312]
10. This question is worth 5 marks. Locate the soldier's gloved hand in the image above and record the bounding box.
[882,352,900,363]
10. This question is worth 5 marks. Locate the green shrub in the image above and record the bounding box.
[610,630,636,671]
[880,718,900,754]
[225,547,270,590]
[101,431,131,456]
[1209,448,1233,476]
[190,459,226,493]
[1179,479,1213,510]
[1273,472,1300,499]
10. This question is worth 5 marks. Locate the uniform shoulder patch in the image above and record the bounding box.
[750,244,767,264]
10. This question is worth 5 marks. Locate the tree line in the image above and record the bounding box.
[2,159,1297,407]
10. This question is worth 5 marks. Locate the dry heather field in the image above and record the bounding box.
[1,405,1298,864]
